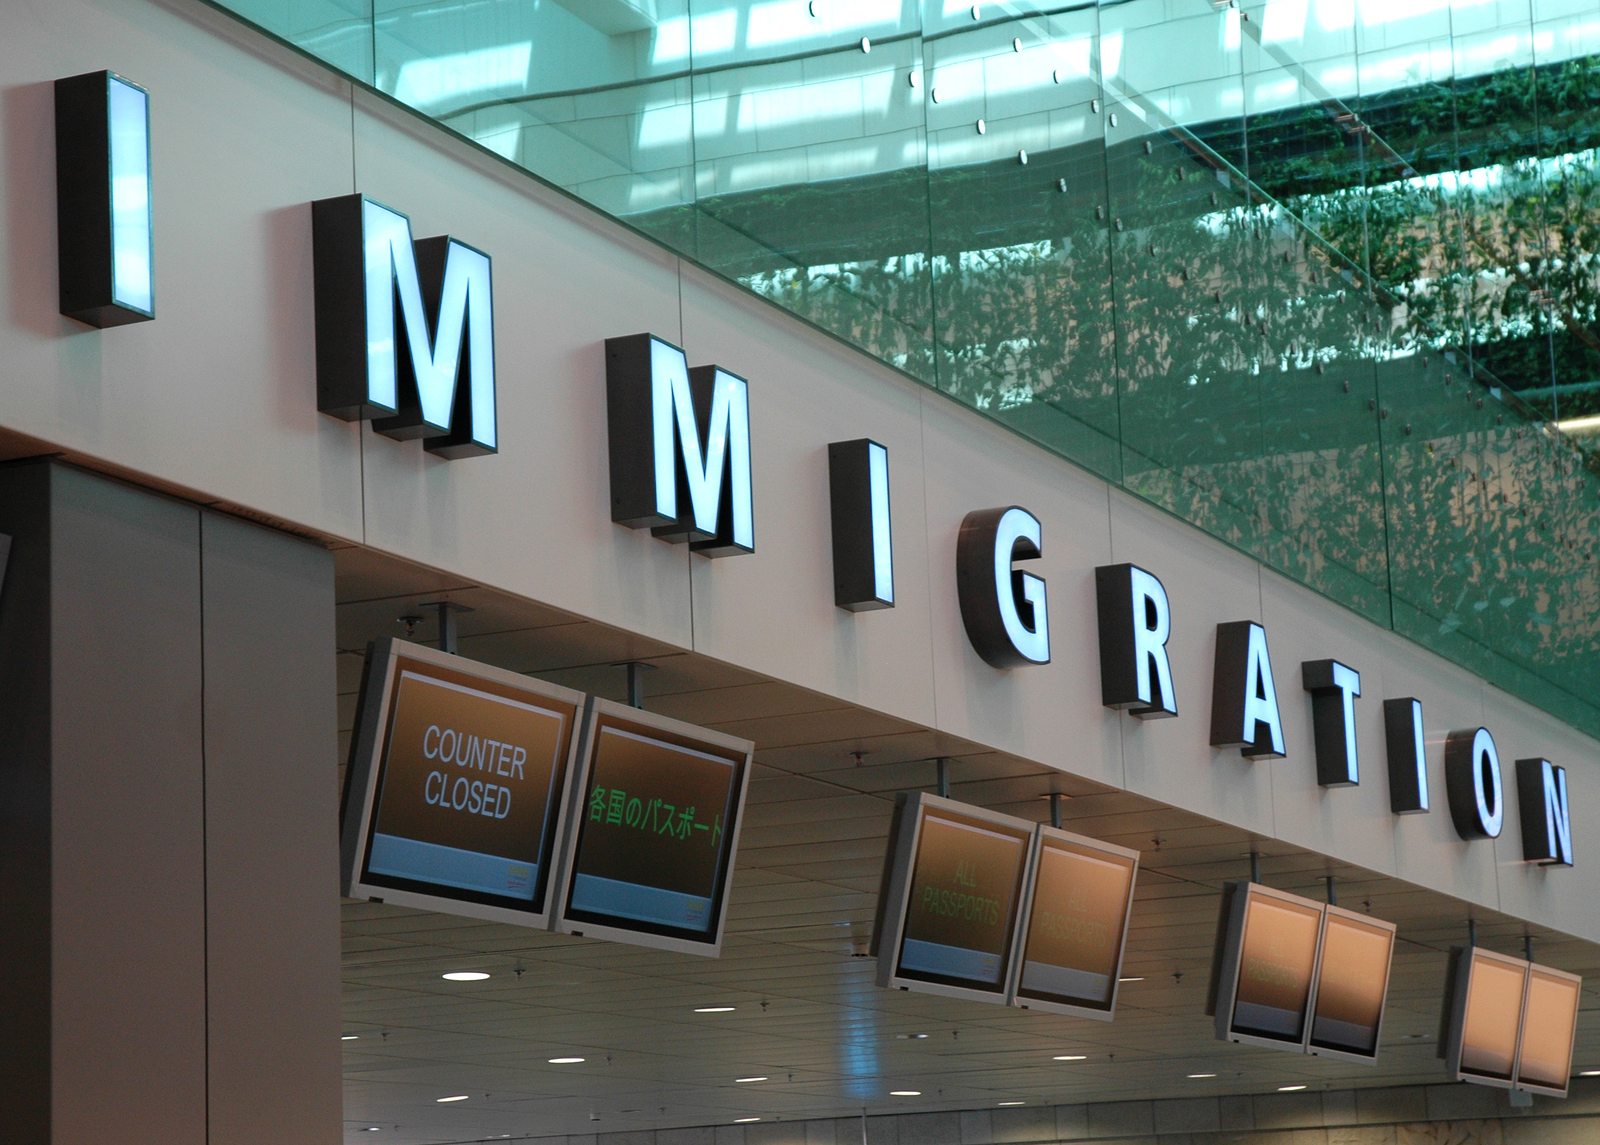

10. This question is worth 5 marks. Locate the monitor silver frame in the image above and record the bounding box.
[1004,825,1140,1021]
[1513,961,1583,1097]
[873,791,1035,1006]
[1212,881,1328,1051]
[546,696,754,958]
[340,637,587,929]
[1443,945,1528,1090]
[1302,903,1397,1064]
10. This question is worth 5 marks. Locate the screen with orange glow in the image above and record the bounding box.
[1460,954,1527,1081]
[1516,968,1580,1090]
[896,810,1030,990]
[1309,913,1393,1057]
[1015,840,1135,1010]
[1230,892,1322,1043]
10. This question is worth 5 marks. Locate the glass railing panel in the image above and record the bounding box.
[227,0,376,82]
[691,0,937,381]
[1106,1,1266,549]
[924,4,1122,479]
[373,0,698,247]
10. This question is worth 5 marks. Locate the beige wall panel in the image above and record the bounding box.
[1259,568,1400,879]
[350,91,694,650]
[0,0,364,540]
[917,394,1123,791]
[1106,490,1275,839]
[1378,633,1503,914]
[678,267,937,726]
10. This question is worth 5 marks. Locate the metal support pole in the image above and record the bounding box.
[621,661,655,709]
[936,758,950,799]
[1250,850,1261,885]
[437,602,458,655]
[1524,934,1535,963]
[1468,918,1478,948]
[417,601,473,655]
[1323,875,1337,906]
[1050,793,1063,830]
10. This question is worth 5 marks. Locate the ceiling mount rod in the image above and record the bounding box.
[936,757,950,799]
[1050,792,1063,830]
[1250,849,1261,885]
[1323,875,1337,906]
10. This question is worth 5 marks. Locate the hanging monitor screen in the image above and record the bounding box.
[1221,886,1323,1047]
[1515,966,1581,1096]
[1308,909,1396,1061]
[1010,831,1139,1018]
[341,639,584,927]
[874,792,1032,1003]
[1452,948,1529,1085]
[551,700,753,957]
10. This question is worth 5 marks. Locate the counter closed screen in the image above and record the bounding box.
[554,700,753,954]
[1012,834,1138,1016]
[342,640,583,924]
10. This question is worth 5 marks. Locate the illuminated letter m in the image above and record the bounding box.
[311,194,496,458]
[605,333,754,557]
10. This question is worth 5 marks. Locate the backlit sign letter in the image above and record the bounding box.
[1444,727,1503,840]
[605,334,754,557]
[1301,660,1360,787]
[1095,563,1176,718]
[829,439,893,611]
[1382,698,1430,814]
[1516,758,1573,867]
[1209,622,1285,760]
[311,194,497,458]
[55,71,154,327]
[956,507,1049,668]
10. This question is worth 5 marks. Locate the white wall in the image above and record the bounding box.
[0,0,1593,942]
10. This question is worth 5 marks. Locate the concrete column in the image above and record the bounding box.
[0,460,340,1144]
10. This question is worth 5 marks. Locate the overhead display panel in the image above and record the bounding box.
[1307,907,1397,1063]
[340,638,584,927]
[1211,883,1325,1050]
[549,698,753,957]
[873,792,1033,1004]
[1007,828,1139,1020]
[1444,946,1529,1089]
[1516,965,1582,1097]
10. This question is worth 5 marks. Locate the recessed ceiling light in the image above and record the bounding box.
[1582,1070,1600,1077]
[1053,1055,1086,1061]
[436,1095,470,1103]
[549,1057,585,1065]
[735,1118,762,1124]
[1188,1073,1216,1079]
[1278,1085,1307,1092]
[694,1006,736,1013]
[442,971,490,981]
[1118,976,1145,983]
[997,1101,1025,1107]
[364,1129,381,1133]
[735,1077,768,1083]
[895,1033,930,1039]
[890,1090,921,1097]
[342,1035,360,1041]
